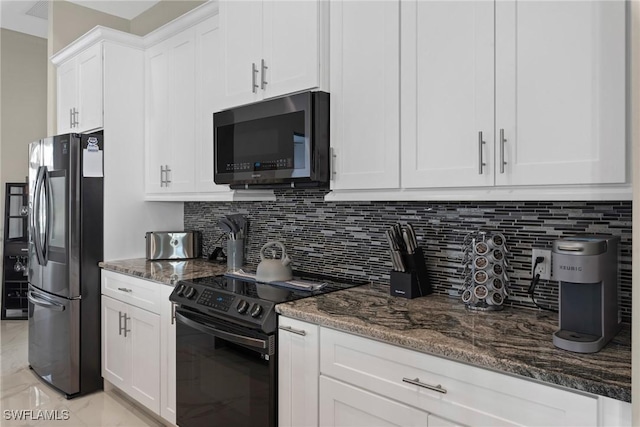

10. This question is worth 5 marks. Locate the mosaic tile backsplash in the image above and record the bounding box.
[184,190,632,322]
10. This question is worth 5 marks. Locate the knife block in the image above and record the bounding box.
[390,247,432,299]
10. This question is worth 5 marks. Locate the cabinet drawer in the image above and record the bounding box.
[101,270,162,314]
[320,327,597,427]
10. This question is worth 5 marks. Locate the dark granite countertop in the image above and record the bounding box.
[275,284,631,403]
[99,258,227,286]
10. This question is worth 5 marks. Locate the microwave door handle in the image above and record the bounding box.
[175,311,271,352]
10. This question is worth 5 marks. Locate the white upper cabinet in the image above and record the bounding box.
[329,0,627,200]
[495,0,626,186]
[220,1,262,107]
[56,42,103,134]
[401,0,495,189]
[330,0,400,190]
[195,16,230,194]
[145,29,196,194]
[220,0,323,109]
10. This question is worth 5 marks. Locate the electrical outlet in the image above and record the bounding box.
[531,248,552,280]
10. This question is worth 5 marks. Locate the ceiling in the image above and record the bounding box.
[0,0,161,39]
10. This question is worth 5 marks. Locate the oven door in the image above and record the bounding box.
[175,309,276,427]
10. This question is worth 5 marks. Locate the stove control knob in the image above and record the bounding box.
[184,287,197,300]
[237,300,249,314]
[250,304,263,318]
[175,284,185,297]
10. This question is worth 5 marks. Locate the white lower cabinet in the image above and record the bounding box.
[278,317,319,427]
[320,327,597,427]
[319,376,430,427]
[101,271,175,424]
[102,295,161,413]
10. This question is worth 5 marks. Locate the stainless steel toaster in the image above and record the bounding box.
[145,231,201,260]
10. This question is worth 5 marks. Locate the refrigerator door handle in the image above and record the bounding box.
[32,166,46,266]
[27,291,66,312]
[42,167,52,262]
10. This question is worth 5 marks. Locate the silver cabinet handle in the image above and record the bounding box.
[160,165,165,187]
[478,131,486,175]
[117,287,132,293]
[500,129,507,174]
[124,314,131,337]
[278,325,306,336]
[74,108,79,127]
[118,311,125,336]
[165,165,171,185]
[70,109,74,128]
[261,58,268,90]
[252,62,259,93]
[402,377,447,394]
[330,147,337,179]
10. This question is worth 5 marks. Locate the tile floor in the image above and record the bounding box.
[0,320,165,427]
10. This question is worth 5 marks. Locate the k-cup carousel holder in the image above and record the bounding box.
[460,232,511,311]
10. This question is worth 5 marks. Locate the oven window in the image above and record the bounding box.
[176,321,274,427]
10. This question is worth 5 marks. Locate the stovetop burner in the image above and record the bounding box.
[169,271,366,334]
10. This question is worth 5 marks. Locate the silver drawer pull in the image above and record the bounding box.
[402,377,447,394]
[117,287,133,293]
[278,325,306,336]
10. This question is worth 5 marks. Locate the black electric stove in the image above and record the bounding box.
[170,272,365,334]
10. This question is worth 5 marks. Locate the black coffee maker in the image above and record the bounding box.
[551,235,621,353]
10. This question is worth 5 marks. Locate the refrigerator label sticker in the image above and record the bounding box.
[83,149,103,177]
[87,137,99,152]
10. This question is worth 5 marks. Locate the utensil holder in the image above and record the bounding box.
[390,247,432,299]
[227,238,244,272]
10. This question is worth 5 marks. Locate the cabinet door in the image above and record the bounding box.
[101,295,129,391]
[278,317,319,427]
[160,286,176,424]
[220,0,263,108]
[145,41,170,194]
[495,0,626,186]
[401,0,494,189]
[57,59,77,134]
[319,376,429,427]
[76,43,103,132]
[330,0,400,190]
[128,304,161,414]
[167,29,197,193]
[262,0,319,99]
[195,16,230,194]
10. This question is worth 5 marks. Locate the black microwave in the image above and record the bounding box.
[214,91,329,189]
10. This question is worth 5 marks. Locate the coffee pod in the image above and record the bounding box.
[491,263,504,277]
[473,256,489,270]
[487,249,504,263]
[487,233,505,249]
[473,285,489,300]
[486,291,504,306]
[461,289,474,304]
[473,270,490,285]
[474,241,489,256]
[487,277,504,291]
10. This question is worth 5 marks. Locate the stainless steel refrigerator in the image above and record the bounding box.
[27,133,103,398]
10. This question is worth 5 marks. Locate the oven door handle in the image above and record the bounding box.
[175,311,271,351]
